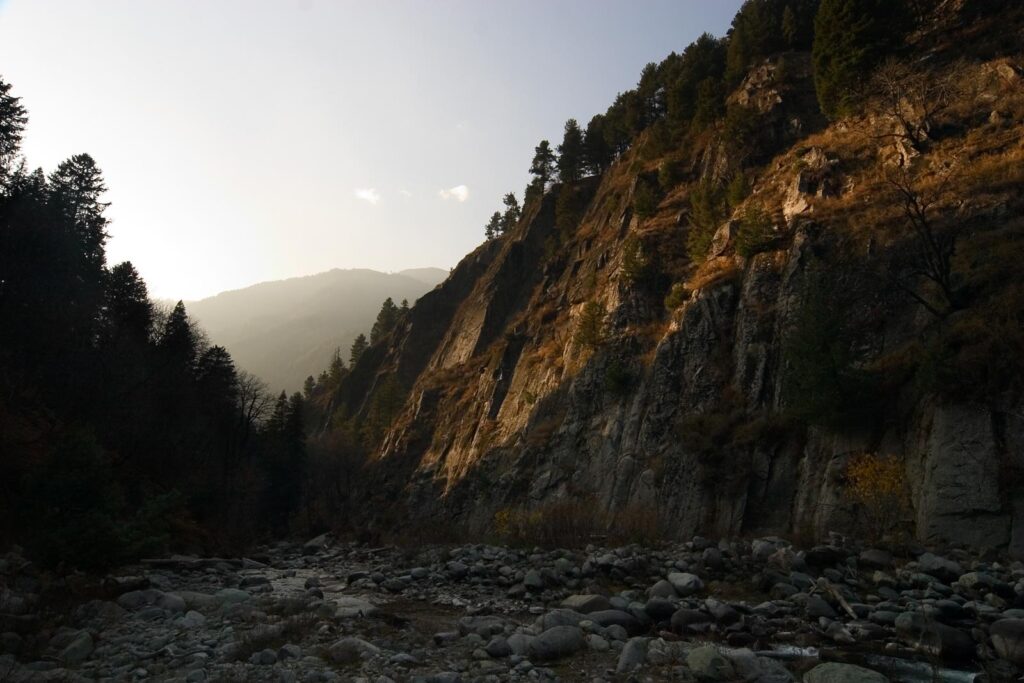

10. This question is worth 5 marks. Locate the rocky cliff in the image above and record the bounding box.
[331,11,1023,554]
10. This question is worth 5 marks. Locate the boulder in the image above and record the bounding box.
[686,645,735,681]
[328,637,380,664]
[991,619,1024,664]
[528,626,584,661]
[667,572,704,597]
[559,594,610,614]
[616,637,649,673]
[803,662,888,683]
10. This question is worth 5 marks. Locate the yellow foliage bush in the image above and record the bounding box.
[844,453,910,541]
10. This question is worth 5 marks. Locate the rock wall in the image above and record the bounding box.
[339,51,1024,555]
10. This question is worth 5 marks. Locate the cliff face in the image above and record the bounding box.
[337,29,1024,552]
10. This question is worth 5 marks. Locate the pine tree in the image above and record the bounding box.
[370,298,399,344]
[101,261,153,343]
[328,347,346,385]
[529,140,557,191]
[48,153,109,272]
[303,375,316,398]
[812,0,908,119]
[159,301,198,367]
[484,211,502,239]
[349,333,368,366]
[501,193,521,234]
[0,76,28,178]
[583,114,613,175]
[782,5,799,47]
[556,119,585,184]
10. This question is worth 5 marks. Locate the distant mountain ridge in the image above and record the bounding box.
[187,267,447,392]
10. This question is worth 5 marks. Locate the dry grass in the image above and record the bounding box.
[686,256,742,292]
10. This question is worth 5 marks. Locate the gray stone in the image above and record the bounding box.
[328,637,380,664]
[686,645,735,681]
[484,636,511,658]
[528,626,583,661]
[803,662,888,683]
[559,594,610,614]
[215,588,251,605]
[335,596,379,619]
[587,609,643,635]
[523,570,544,590]
[60,631,93,665]
[991,619,1024,664]
[616,637,648,673]
[916,553,963,582]
[666,572,704,597]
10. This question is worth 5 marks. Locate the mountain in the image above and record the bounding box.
[307,4,1024,553]
[187,267,447,392]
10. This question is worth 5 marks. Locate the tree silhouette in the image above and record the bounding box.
[349,333,369,366]
[370,297,400,344]
[529,140,557,191]
[557,119,585,184]
[501,193,521,234]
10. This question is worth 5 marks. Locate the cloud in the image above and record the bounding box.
[438,184,469,202]
[354,188,381,205]
[399,189,413,198]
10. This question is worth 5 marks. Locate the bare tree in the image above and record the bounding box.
[869,59,961,154]
[235,370,271,456]
[886,163,959,318]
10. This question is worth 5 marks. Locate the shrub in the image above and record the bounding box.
[633,178,660,220]
[604,359,632,396]
[555,183,589,236]
[658,158,686,190]
[726,173,751,208]
[574,302,606,350]
[687,181,726,262]
[734,204,777,257]
[845,453,910,541]
[664,282,689,310]
[493,498,601,547]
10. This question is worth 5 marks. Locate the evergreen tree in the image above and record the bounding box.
[48,153,109,273]
[0,76,27,178]
[583,114,613,175]
[159,301,198,368]
[665,33,727,134]
[556,119,585,184]
[101,261,153,344]
[370,297,400,344]
[501,192,521,234]
[303,375,316,398]
[529,140,557,191]
[782,5,799,47]
[328,347,346,385]
[484,210,501,239]
[349,333,368,366]
[812,0,908,119]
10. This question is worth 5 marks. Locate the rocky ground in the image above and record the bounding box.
[2,535,1024,682]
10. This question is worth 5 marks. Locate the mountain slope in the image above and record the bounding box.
[187,268,446,392]
[313,5,1024,551]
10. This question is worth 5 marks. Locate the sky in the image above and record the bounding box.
[0,0,741,301]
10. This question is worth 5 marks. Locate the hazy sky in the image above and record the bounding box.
[0,0,740,300]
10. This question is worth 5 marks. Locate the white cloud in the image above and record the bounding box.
[354,188,381,205]
[399,189,413,198]
[439,184,469,202]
